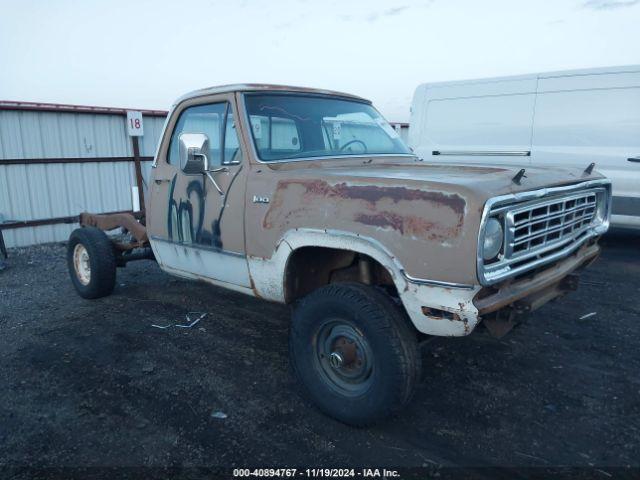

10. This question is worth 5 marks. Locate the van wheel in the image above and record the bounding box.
[289,283,421,426]
[67,227,116,299]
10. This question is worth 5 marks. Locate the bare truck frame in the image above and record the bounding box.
[66,84,611,425]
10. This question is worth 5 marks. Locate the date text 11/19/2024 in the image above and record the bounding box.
[232,468,400,478]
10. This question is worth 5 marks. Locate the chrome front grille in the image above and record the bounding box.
[478,181,611,285]
[508,191,598,258]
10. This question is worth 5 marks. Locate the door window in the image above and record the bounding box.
[168,103,227,169]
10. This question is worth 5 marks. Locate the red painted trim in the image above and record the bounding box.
[0,156,154,165]
[0,100,168,117]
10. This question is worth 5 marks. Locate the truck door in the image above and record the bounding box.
[147,95,250,287]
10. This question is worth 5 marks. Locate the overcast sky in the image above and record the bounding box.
[1,0,639,121]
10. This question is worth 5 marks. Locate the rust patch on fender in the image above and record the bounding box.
[355,212,405,233]
[264,179,466,241]
[334,184,465,216]
[272,179,465,216]
[355,212,456,240]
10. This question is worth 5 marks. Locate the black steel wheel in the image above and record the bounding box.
[290,283,421,426]
[314,320,375,397]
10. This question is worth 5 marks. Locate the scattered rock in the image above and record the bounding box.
[137,420,149,429]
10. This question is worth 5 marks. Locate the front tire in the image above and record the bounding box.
[289,283,421,426]
[67,227,116,299]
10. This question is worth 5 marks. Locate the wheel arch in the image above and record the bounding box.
[283,246,400,303]
[247,228,409,303]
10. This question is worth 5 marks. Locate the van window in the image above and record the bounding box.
[424,94,535,152]
[533,88,640,148]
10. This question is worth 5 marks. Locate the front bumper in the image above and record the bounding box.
[400,240,600,337]
[473,241,600,315]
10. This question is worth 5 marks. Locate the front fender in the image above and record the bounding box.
[247,228,404,301]
[247,228,481,336]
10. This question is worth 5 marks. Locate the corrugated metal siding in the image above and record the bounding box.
[0,109,166,247]
[0,103,407,249]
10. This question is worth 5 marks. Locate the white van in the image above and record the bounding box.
[408,65,640,230]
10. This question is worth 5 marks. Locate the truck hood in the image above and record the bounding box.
[315,160,603,202]
[258,158,607,286]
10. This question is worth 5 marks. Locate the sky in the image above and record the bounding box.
[1,0,639,122]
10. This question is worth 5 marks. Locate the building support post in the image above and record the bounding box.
[131,136,145,212]
[0,228,7,269]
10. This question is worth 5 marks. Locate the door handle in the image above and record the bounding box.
[154,178,171,184]
[628,157,640,163]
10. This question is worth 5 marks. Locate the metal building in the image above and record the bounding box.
[0,101,410,251]
[0,101,167,248]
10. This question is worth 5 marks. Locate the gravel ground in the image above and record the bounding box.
[0,233,638,475]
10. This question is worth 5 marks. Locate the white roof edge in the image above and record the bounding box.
[416,64,640,89]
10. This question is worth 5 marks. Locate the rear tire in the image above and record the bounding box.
[67,227,116,299]
[289,283,421,426]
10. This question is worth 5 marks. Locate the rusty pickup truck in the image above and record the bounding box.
[66,84,611,425]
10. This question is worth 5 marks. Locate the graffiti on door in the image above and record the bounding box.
[166,174,223,248]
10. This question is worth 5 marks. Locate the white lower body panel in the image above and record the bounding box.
[150,237,252,292]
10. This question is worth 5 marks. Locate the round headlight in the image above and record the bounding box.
[482,217,503,261]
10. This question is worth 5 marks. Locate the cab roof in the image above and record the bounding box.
[175,84,370,105]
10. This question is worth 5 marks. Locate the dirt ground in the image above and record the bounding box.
[0,233,638,476]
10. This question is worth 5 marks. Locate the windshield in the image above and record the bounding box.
[244,93,412,162]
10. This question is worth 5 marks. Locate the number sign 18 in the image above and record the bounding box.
[126,111,144,137]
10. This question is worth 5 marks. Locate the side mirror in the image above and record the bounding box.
[179,133,210,174]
